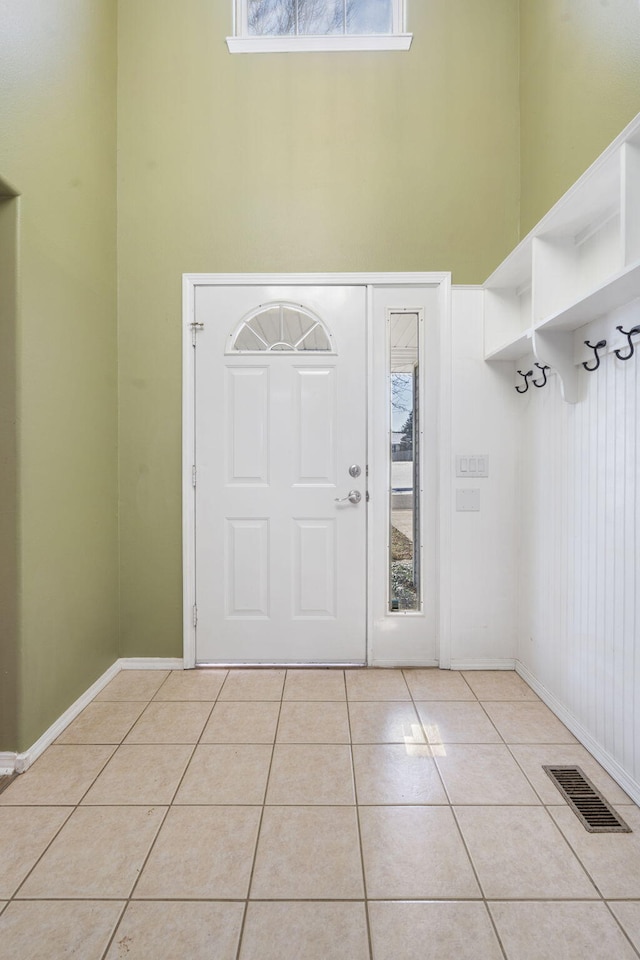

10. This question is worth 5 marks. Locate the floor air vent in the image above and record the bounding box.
[543,765,631,833]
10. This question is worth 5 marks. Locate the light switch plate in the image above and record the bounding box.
[456,488,480,512]
[456,455,489,478]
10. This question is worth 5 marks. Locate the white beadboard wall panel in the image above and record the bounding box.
[517,349,639,789]
[449,289,520,665]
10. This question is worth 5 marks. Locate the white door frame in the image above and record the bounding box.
[182,272,452,669]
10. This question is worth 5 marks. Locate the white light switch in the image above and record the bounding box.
[456,488,481,512]
[456,456,489,478]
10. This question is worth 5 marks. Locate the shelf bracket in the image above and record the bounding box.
[532,328,579,404]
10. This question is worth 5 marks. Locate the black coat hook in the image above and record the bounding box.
[515,369,534,393]
[583,339,607,371]
[614,324,640,361]
[532,363,549,387]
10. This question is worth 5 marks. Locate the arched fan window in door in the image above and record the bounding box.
[228,302,335,354]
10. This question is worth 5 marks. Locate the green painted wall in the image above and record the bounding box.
[3,0,640,746]
[116,0,521,657]
[520,0,640,237]
[0,0,119,751]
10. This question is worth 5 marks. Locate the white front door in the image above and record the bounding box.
[193,285,367,664]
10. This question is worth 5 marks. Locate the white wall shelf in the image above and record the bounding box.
[483,111,640,401]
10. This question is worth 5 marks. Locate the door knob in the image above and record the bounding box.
[334,490,362,504]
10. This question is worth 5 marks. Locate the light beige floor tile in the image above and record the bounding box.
[276,700,350,743]
[124,701,212,743]
[482,701,576,743]
[201,700,280,743]
[0,745,115,805]
[0,900,124,960]
[174,744,272,804]
[435,743,540,804]
[348,700,425,744]
[266,744,354,804]
[509,743,632,805]
[368,901,504,960]
[250,806,364,899]
[489,901,639,960]
[95,670,170,702]
[239,902,370,960]
[403,669,475,701]
[56,701,147,744]
[548,804,640,898]
[134,806,260,899]
[416,700,502,744]
[105,901,244,960]
[455,805,598,899]
[353,743,447,804]
[18,805,165,899]
[283,669,346,701]
[608,901,640,951]
[218,668,285,701]
[346,669,411,701]
[359,806,480,899]
[0,807,71,898]
[0,902,6,914]
[81,744,193,805]
[153,668,228,701]
[461,670,539,700]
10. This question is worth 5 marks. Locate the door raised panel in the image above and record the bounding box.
[294,367,336,485]
[225,366,269,484]
[225,518,270,618]
[292,519,337,618]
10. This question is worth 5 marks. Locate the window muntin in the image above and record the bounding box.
[247,0,393,36]
[229,0,410,52]
[228,303,334,354]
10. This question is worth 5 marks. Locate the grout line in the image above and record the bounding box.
[345,670,374,960]
[233,670,287,960]
[99,676,221,960]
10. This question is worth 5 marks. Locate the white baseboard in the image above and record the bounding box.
[0,752,17,776]
[372,659,439,668]
[119,657,184,670]
[516,661,640,807]
[7,657,184,775]
[450,658,517,671]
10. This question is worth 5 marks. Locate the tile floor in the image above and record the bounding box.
[1,667,639,959]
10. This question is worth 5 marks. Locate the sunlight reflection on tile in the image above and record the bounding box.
[423,729,448,757]
[403,743,433,758]
[403,726,428,749]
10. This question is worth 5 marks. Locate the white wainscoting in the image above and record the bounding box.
[517,351,639,798]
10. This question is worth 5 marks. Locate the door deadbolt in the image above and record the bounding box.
[348,464,361,478]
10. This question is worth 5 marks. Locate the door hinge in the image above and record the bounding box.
[192,465,197,487]
[190,321,204,345]
[192,604,198,627]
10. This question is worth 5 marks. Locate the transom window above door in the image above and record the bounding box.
[228,0,412,53]
[228,303,335,353]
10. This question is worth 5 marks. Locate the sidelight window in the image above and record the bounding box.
[389,310,421,612]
